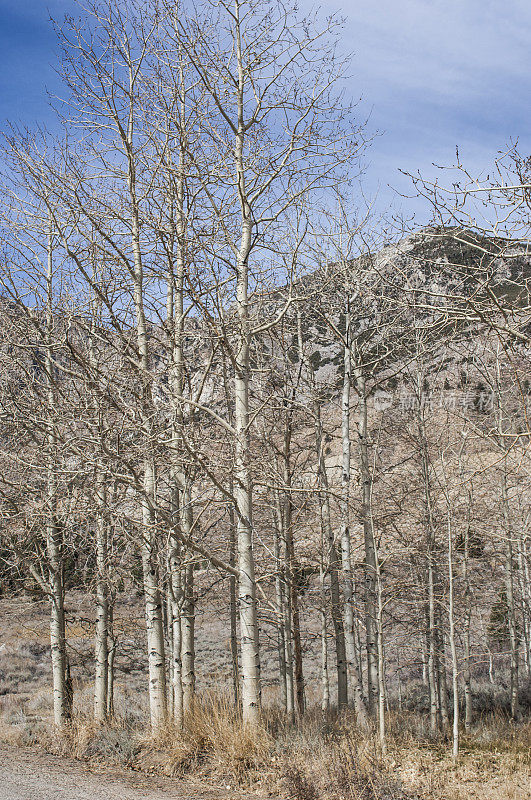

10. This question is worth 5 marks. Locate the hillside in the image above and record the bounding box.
[1,226,530,800]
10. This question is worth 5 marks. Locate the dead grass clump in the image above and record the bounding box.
[325,740,418,800]
[461,716,531,766]
[282,734,419,800]
[137,692,273,781]
[273,706,356,759]
[0,709,54,750]
[283,764,320,800]
[60,716,138,765]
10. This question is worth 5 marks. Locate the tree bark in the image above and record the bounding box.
[354,365,379,716]
[45,227,72,728]
[341,305,370,728]
[94,473,109,724]
[181,553,196,716]
[233,0,261,723]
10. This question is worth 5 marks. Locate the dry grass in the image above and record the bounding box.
[0,693,529,799]
[0,597,528,799]
[281,733,417,800]
[134,693,273,780]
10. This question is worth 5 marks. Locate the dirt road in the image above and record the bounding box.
[0,746,229,800]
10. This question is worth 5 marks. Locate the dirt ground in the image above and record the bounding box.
[0,745,255,800]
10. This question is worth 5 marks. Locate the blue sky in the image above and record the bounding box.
[1,0,530,221]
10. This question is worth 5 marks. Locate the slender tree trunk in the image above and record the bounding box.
[437,623,451,731]
[420,618,428,686]
[495,356,520,720]
[463,493,473,732]
[376,559,386,753]
[320,551,330,712]
[354,366,378,716]
[107,601,116,719]
[94,474,109,724]
[326,515,348,710]
[427,599,440,734]
[45,227,72,728]
[166,587,174,720]
[283,585,295,720]
[276,489,294,718]
[169,526,184,727]
[314,377,347,708]
[518,532,531,678]
[127,110,167,730]
[416,369,442,734]
[447,511,459,758]
[176,484,196,717]
[140,465,168,730]
[234,304,261,722]
[48,525,71,727]
[88,249,109,725]
[228,493,240,707]
[181,555,195,716]
[341,309,370,728]
[273,502,288,713]
[287,527,305,718]
[281,427,304,717]
[233,2,261,722]
[164,48,192,728]
[501,467,519,720]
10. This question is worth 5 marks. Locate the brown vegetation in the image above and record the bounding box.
[0,2,530,800]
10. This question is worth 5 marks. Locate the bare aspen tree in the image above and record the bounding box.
[297,309,348,708]
[44,221,73,727]
[48,2,170,730]
[173,0,359,722]
[262,329,306,718]
[0,190,74,727]
[460,439,473,732]
[440,448,461,758]
[341,303,370,728]
[272,498,289,713]
[316,472,330,712]
[375,558,387,753]
[93,472,109,723]
[516,511,531,678]
[84,249,111,725]
[494,348,520,720]
[319,206,373,727]
[267,320,308,719]
[447,506,459,758]
[354,363,379,716]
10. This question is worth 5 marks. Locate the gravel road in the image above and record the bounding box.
[0,746,226,800]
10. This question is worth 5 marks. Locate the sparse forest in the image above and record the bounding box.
[0,2,529,799]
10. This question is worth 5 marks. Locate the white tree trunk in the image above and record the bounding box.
[341,311,370,729]
[376,562,387,753]
[106,602,116,719]
[169,529,184,727]
[141,463,168,731]
[181,555,195,715]
[234,5,261,720]
[45,228,72,728]
[447,511,460,759]
[320,557,330,712]
[94,474,109,724]
[129,135,168,730]
[495,355,520,720]
[228,491,240,706]
[273,503,288,713]
[354,366,379,716]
